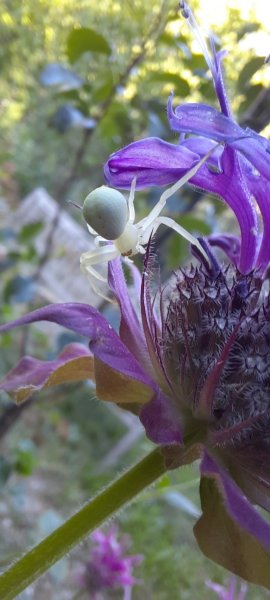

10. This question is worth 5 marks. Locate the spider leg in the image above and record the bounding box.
[80,245,120,303]
[83,273,113,304]
[80,245,119,282]
[127,177,137,223]
[81,263,108,283]
[141,216,210,265]
[136,143,221,231]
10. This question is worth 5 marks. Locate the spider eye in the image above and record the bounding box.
[82,186,129,240]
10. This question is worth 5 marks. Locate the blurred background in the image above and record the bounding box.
[1,0,270,597]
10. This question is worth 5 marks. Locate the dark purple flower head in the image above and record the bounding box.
[76,526,143,598]
[141,245,270,510]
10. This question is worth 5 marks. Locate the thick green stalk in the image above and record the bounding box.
[0,448,166,600]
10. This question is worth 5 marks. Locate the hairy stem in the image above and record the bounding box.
[0,448,166,599]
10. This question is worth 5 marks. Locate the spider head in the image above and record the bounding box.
[82,186,129,240]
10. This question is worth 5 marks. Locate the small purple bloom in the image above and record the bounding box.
[76,526,143,599]
[206,576,247,600]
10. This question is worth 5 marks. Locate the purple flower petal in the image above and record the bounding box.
[168,98,270,182]
[0,303,155,390]
[77,526,143,593]
[207,234,241,266]
[195,452,270,587]
[168,98,243,141]
[200,453,270,551]
[104,135,258,272]
[190,147,258,272]
[104,137,200,188]
[182,136,223,168]
[236,156,270,270]
[108,259,152,374]
[0,343,93,403]
[210,43,231,118]
[205,576,247,600]
[140,246,173,391]
[140,389,182,445]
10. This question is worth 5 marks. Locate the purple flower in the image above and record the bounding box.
[104,4,270,275]
[2,1,270,589]
[2,254,270,587]
[76,526,143,599]
[206,576,247,600]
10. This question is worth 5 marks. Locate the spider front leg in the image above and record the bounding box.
[137,143,221,232]
[80,244,120,283]
[140,215,210,263]
[127,177,136,223]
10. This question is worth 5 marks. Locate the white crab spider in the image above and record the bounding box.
[80,145,220,297]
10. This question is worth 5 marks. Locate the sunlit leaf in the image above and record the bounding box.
[238,83,264,114]
[183,53,207,72]
[237,57,264,90]
[92,73,114,103]
[67,27,111,63]
[237,22,260,41]
[148,72,190,96]
[199,80,216,100]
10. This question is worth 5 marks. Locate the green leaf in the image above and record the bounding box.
[178,215,212,236]
[238,83,264,114]
[237,57,264,90]
[157,474,171,489]
[67,27,111,63]
[194,473,270,589]
[148,72,190,96]
[166,215,212,269]
[0,456,12,486]
[15,441,36,476]
[183,54,207,72]
[199,80,216,101]
[159,32,180,47]
[92,72,114,103]
[18,221,43,243]
[237,22,260,41]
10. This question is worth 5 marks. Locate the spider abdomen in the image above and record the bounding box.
[82,186,129,240]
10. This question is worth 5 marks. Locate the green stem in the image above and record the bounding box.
[0,448,166,600]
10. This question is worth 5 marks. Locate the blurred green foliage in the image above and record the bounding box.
[1,0,269,201]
